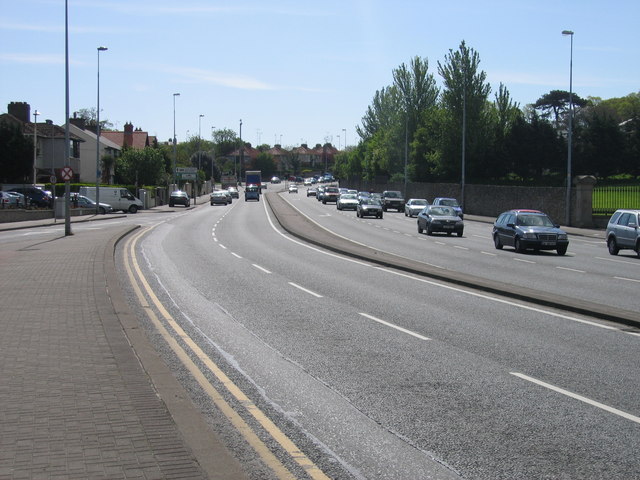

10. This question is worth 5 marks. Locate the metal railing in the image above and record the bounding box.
[592,185,640,216]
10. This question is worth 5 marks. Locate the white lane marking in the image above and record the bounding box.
[514,258,535,264]
[359,313,430,341]
[219,244,227,249]
[596,256,640,267]
[252,264,272,274]
[454,246,469,251]
[472,234,491,240]
[404,233,413,237]
[511,372,640,425]
[435,241,446,245]
[614,276,640,283]
[231,252,242,259]
[289,282,323,298]
[372,267,620,331]
[556,266,586,273]
[481,251,497,256]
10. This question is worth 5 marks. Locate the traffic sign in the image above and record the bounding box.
[50,175,57,184]
[176,167,197,173]
[60,166,73,182]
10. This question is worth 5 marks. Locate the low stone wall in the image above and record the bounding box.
[0,208,102,224]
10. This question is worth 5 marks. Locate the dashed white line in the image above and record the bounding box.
[231,252,242,259]
[513,257,535,264]
[511,372,640,425]
[252,264,272,274]
[454,246,469,251]
[219,244,227,250]
[481,251,497,256]
[288,282,323,297]
[359,313,430,341]
[614,276,640,283]
[556,266,586,273]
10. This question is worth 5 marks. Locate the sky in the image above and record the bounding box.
[1,0,639,150]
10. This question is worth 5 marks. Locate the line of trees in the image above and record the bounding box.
[334,41,640,186]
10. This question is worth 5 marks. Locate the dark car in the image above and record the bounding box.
[606,209,640,257]
[492,209,569,255]
[381,190,404,212]
[210,190,230,205]
[8,186,52,208]
[245,184,260,201]
[322,187,340,204]
[417,205,464,236]
[169,190,190,207]
[357,198,383,218]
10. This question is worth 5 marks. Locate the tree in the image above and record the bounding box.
[115,147,165,186]
[75,107,113,131]
[253,152,276,177]
[437,40,492,181]
[533,90,588,129]
[0,122,32,183]
[357,86,401,141]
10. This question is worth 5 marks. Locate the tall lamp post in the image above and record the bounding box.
[33,110,40,184]
[239,119,243,183]
[96,46,108,214]
[342,128,346,149]
[172,93,180,187]
[562,30,574,226]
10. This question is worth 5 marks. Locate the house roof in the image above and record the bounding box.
[101,130,150,149]
[67,123,121,150]
[0,113,83,141]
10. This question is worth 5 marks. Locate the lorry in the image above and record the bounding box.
[245,170,262,190]
[79,186,143,213]
[220,174,237,189]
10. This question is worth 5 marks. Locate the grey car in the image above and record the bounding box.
[417,205,464,236]
[492,209,568,255]
[606,209,640,257]
[357,198,383,218]
[169,190,190,207]
[404,198,429,217]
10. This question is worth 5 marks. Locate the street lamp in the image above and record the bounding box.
[172,93,180,187]
[33,110,40,184]
[239,119,243,182]
[96,46,108,214]
[562,29,574,226]
[342,128,346,149]
[198,114,204,170]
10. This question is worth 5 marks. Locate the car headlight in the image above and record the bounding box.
[523,232,537,239]
[558,233,568,240]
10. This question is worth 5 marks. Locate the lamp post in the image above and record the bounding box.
[239,119,243,183]
[64,0,71,235]
[342,128,346,149]
[461,63,467,213]
[32,110,40,184]
[96,46,107,214]
[172,93,180,187]
[562,29,574,226]
[211,126,216,187]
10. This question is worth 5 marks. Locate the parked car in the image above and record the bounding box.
[71,193,113,214]
[227,186,239,198]
[433,197,463,219]
[492,209,568,255]
[417,205,464,236]
[336,193,359,211]
[357,197,383,218]
[7,186,53,208]
[288,184,298,193]
[322,186,340,204]
[6,191,26,207]
[210,190,230,205]
[169,190,190,207]
[606,209,640,257]
[404,198,429,217]
[0,191,19,207]
[381,190,404,212]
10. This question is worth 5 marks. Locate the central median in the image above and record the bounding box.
[264,191,639,328]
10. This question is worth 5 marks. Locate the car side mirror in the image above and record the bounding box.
[629,222,638,229]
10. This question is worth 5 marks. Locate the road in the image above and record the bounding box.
[113,189,640,479]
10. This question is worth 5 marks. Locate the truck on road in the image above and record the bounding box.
[245,170,261,189]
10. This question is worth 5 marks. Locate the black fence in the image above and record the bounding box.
[592,185,640,216]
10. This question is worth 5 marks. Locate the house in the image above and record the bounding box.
[101,122,156,150]
[66,117,121,184]
[311,143,338,172]
[0,102,83,183]
[267,144,289,172]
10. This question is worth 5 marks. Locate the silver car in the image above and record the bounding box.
[404,198,429,217]
[606,209,640,257]
[337,193,359,211]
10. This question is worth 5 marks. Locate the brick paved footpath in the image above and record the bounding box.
[0,224,247,480]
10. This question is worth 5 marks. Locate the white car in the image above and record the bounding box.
[288,184,298,193]
[404,198,429,217]
[336,193,359,211]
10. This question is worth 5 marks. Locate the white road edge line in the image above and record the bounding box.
[252,264,272,274]
[289,282,323,298]
[510,372,640,425]
[359,313,430,341]
[556,266,586,273]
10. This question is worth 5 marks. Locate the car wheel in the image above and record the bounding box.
[404,211,408,216]
[99,206,106,214]
[607,237,619,255]
[557,246,567,256]
[128,205,138,214]
[211,201,214,205]
[418,224,423,234]
[457,231,463,237]
[169,202,174,207]
[635,241,640,258]
[493,234,503,250]
[378,213,383,219]
[514,237,523,253]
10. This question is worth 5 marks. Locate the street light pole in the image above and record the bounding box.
[33,110,40,184]
[342,128,346,149]
[172,93,180,188]
[562,29,574,226]
[96,46,108,215]
[239,119,243,184]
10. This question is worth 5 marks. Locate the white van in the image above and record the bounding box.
[79,186,143,213]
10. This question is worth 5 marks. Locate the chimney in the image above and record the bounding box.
[8,102,30,123]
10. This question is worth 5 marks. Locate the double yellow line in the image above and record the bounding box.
[123,227,330,480]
